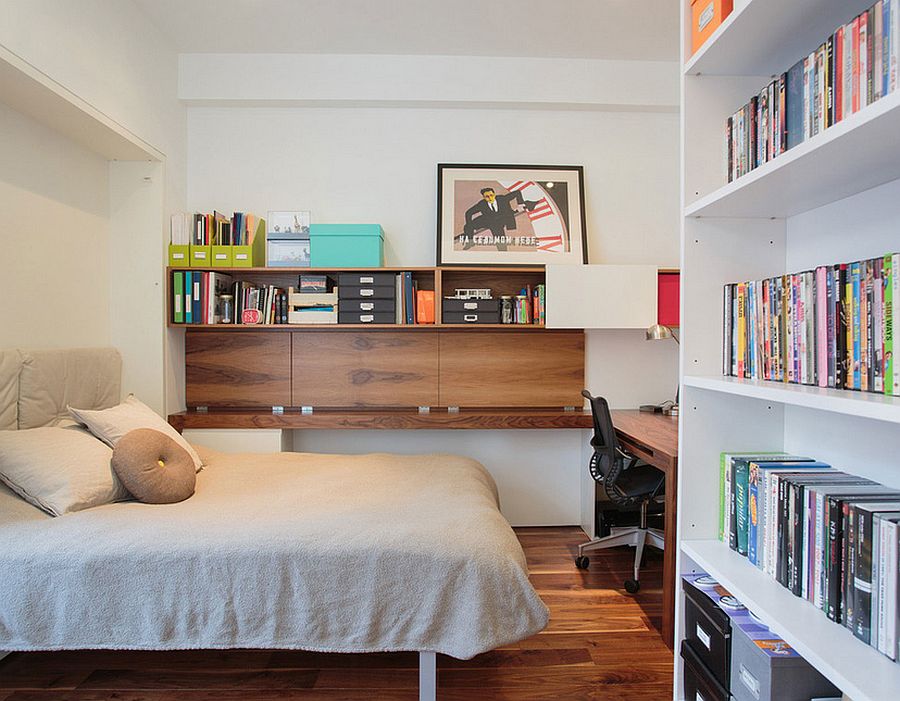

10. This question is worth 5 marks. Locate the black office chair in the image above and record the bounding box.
[575,390,665,593]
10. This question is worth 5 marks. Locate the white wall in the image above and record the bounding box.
[188,107,678,269]
[187,105,680,410]
[0,0,187,413]
[1,101,110,348]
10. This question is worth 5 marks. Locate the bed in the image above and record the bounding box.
[0,348,549,699]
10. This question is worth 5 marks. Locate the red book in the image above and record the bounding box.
[853,16,861,114]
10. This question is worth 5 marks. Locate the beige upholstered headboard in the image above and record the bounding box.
[0,348,121,430]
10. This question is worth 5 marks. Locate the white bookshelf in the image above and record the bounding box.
[678,1,900,700]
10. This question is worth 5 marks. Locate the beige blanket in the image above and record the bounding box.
[0,450,548,659]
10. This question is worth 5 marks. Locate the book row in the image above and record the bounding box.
[726,1,900,182]
[719,453,900,661]
[170,272,438,325]
[722,253,899,394]
[172,272,290,325]
[170,211,263,247]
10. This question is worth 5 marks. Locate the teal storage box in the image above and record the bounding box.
[309,224,384,267]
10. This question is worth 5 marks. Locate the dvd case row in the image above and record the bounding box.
[720,453,900,661]
[722,253,899,395]
[726,1,900,183]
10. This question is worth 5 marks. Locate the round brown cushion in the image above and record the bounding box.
[111,428,196,504]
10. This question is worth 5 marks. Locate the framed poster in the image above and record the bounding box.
[437,163,588,266]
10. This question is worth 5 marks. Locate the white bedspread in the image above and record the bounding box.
[0,449,548,659]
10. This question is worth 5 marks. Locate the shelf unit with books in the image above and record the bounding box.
[166,265,549,330]
[680,1,900,700]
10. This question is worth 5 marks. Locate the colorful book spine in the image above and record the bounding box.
[852,262,862,389]
[886,254,894,395]
[817,266,828,387]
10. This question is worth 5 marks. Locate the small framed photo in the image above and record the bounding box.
[267,211,310,235]
[437,164,588,266]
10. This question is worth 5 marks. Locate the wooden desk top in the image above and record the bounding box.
[169,408,595,432]
[609,410,679,468]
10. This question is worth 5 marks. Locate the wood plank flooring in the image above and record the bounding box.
[0,527,673,700]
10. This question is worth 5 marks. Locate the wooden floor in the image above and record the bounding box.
[0,527,673,700]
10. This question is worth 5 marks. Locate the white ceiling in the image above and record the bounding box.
[134,0,679,61]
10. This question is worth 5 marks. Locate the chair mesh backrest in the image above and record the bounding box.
[584,390,626,493]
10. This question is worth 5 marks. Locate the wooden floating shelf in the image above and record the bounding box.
[166,265,546,274]
[169,408,594,432]
[169,323,547,330]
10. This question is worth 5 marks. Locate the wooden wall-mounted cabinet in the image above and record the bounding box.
[185,328,584,409]
[292,332,439,408]
[176,265,657,410]
[185,331,291,407]
[438,331,584,407]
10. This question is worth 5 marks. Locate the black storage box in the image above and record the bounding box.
[442,298,500,313]
[683,578,732,690]
[338,285,395,300]
[338,311,395,324]
[339,298,396,314]
[681,640,730,701]
[337,272,396,287]
[442,297,500,324]
[443,311,501,324]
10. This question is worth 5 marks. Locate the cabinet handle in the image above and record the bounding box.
[464,302,477,310]
[360,314,374,323]
[360,276,374,284]
[464,314,478,322]
[360,289,374,297]
[360,303,374,311]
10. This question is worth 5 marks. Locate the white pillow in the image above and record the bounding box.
[0,425,129,516]
[69,395,203,473]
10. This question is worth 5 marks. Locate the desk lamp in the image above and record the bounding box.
[644,323,679,416]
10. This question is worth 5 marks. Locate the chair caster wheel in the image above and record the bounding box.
[624,578,640,594]
[575,556,590,570]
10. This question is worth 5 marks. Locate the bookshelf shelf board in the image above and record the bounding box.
[166,265,543,274]
[170,323,547,331]
[684,90,900,218]
[684,0,869,77]
[683,375,900,424]
[682,539,900,701]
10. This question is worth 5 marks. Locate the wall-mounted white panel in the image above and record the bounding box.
[291,429,582,527]
[184,429,290,454]
[545,264,657,329]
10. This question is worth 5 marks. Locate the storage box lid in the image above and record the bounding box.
[310,223,384,238]
[684,573,802,659]
[267,230,310,241]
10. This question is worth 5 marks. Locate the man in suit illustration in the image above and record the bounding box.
[462,187,539,250]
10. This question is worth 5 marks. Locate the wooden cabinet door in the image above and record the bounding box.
[185,331,291,408]
[292,332,439,408]
[438,331,584,407]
